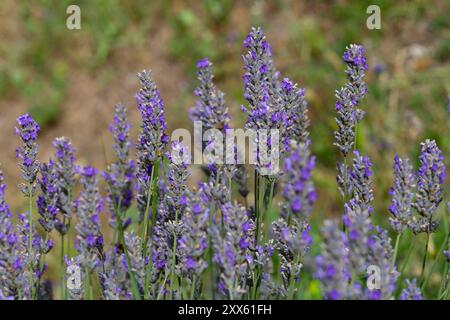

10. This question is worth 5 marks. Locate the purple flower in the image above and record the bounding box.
[37,160,59,233]
[75,166,104,271]
[315,220,352,300]
[399,279,423,300]
[0,168,23,298]
[104,103,135,228]
[15,113,40,196]
[349,150,374,214]
[212,202,255,299]
[388,155,416,233]
[177,187,210,281]
[135,70,168,223]
[281,141,316,220]
[411,140,445,234]
[52,137,76,231]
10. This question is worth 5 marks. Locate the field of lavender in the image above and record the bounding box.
[0,22,449,301]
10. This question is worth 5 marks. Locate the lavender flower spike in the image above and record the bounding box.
[349,150,374,214]
[315,220,351,300]
[0,168,22,299]
[411,139,446,234]
[190,58,230,131]
[366,227,399,300]
[388,155,416,233]
[136,70,168,223]
[280,78,310,145]
[37,160,59,233]
[177,188,210,294]
[75,166,104,271]
[343,44,368,121]
[104,103,135,228]
[15,113,40,196]
[280,141,316,220]
[52,137,76,232]
[212,202,255,299]
[333,86,356,157]
[399,279,423,300]
[242,27,286,170]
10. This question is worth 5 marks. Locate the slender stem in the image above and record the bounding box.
[264,179,275,242]
[254,170,261,245]
[400,236,415,274]
[438,261,449,298]
[392,233,401,265]
[144,161,159,299]
[190,276,196,300]
[84,270,91,300]
[169,210,179,300]
[420,232,431,287]
[141,163,156,254]
[27,185,34,299]
[114,196,141,300]
[422,232,449,290]
[60,216,66,300]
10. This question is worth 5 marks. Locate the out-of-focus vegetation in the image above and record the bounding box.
[0,0,449,298]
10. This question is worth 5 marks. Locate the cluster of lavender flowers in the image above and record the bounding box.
[0,26,448,301]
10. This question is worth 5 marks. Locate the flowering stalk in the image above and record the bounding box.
[410,140,446,283]
[334,45,368,228]
[52,136,76,299]
[388,155,416,264]
[15,113,40,299]
[135,69,168,257]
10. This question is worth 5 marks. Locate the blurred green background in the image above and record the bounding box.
[0,0,449,298]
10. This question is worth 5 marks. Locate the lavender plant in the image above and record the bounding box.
[0,27,448,301]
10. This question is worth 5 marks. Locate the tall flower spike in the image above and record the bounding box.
[0,168,22,299]
[52,137,76,231]
[242,27,286,172]
[343,44,368,121]
[272,217,312,296]
[152,142,190,279]
[342,205,372,275]
[136,70,168,223]
[75,166,104,271]
[280,141,316,220]
[388,155,416,233]
[15,113,40,196]
[123,231,146,293]
[411,139,446,234]
[37,160,59,233]
[315,220,352,300]
[349,150,374,214]
[280,78,310,146]
[399,279,423,300]
[333,86,356,157]
[365,227,399,300]
[190,58,230,131]
[16,212,50,298]
[177,188,210,289]
[104,103,135,228]
[212,202,255,299]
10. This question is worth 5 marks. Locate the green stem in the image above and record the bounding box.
[420,232,431,287]
[169,210,179,300]
[144,161,159,299]
[392,233,401,265]
[27,185,34,299]
[141,163,156,254]
[190,276,196,300]
[114,197,141,300]
[422,232,449,290]
[254,171,261,246]
[400,236,416,274]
